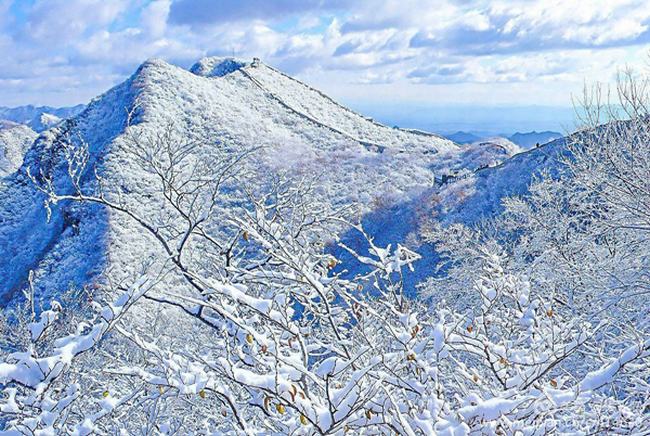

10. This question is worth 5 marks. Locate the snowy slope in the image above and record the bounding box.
[473,136,522,156]
[0,57,570,306]
[0,57,477,305]
[0,78,133,304]
[334,137,567,293]
[442,137,567,224]
[241,62,452,152]
[34,113,63,131]
[0,121,37,177]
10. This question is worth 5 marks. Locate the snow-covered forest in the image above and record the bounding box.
[0,55,648,435]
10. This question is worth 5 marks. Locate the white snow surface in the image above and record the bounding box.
[471,136,522,156]
[0,121,37,177]
[37,112,62,130]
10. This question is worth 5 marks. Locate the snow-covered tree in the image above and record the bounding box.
[421,69,650,433]
[2,85,649,434]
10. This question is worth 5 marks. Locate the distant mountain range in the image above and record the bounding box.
[445,130,562,149]
[507,131,563,148]
[0,104,85,131]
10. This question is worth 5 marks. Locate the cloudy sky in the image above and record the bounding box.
[2,0,650,132]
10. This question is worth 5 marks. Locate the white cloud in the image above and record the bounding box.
[141,0,171,39]
[1,0,649,108]
[24,0,129,42]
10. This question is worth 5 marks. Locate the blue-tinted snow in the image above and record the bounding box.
[332,138,569,296]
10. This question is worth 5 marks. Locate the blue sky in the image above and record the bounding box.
[2,0,650,133]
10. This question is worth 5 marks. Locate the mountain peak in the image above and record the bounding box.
[131,58,178,79]
[190,56,252,77]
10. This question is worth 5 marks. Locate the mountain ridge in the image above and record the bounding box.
[0,57,475,305]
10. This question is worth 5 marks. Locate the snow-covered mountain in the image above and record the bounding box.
[33,112,63,131]
[445,130,562,150]
[1,57,527,306]
[0,58,570,307]
[0,56,570,309]
[0,120,37,177]
[468,136,522,159]
[14,59,645,434]
[0,104,84,132]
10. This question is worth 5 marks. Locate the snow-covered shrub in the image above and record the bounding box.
[2,229,646,434]
[2,98,649,433]
[419,70,650,434]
